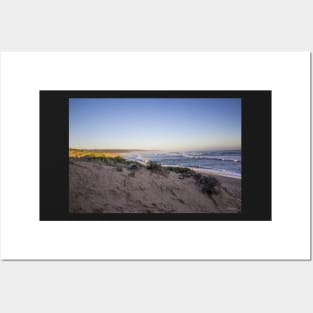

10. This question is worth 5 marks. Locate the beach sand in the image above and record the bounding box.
[69,159,241,214]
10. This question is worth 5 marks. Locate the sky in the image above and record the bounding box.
[69,98,241,151]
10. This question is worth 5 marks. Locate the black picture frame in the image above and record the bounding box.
[40,90,271,221]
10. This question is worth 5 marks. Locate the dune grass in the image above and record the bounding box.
[69,148,144,169]
[69,148,121,158]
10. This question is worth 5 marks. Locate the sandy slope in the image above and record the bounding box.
[69,160,241,214]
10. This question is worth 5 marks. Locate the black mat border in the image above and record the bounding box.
[40,90,271,221]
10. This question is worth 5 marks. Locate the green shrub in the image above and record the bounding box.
[114,156,124,163]
[196,175,220,196]
[146,161,162,170]
[166,166,195,175]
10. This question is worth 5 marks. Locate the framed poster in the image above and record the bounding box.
[40,90,271,221]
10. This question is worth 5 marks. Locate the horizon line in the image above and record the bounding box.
[69,147,241,151]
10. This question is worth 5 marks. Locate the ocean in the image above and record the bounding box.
[124,149,241,178]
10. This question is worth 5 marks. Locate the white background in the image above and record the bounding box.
[1,52,310,260]
[0,1,312,312]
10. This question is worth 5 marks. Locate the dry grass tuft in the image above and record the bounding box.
[69,148,120,158]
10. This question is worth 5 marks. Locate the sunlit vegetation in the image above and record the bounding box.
[69,148,143,169]
[69,148,121,158]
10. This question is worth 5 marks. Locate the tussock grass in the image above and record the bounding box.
[69,149,143,169]
[145,161,162,170]
[69,148,120,158]
[167,166,220,195]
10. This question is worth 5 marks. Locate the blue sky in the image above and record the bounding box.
[69,98,241,151]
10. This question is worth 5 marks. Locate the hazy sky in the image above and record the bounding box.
[69,98,241,151]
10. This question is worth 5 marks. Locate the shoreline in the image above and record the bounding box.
[123,158,241,180]
[188,167,241,179]
[120,152,241,180]
[70,149,241,180]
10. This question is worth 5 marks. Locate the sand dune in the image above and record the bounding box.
[69,159,241,214]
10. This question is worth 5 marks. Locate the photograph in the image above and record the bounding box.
[69,98,242,214]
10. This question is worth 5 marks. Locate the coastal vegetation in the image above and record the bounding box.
[69,148,121,158]
[69,148,143,169]
[69,149,221,198]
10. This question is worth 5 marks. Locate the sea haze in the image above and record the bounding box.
[124,149,241,178]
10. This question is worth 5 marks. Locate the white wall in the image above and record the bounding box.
[0,1,312,312]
